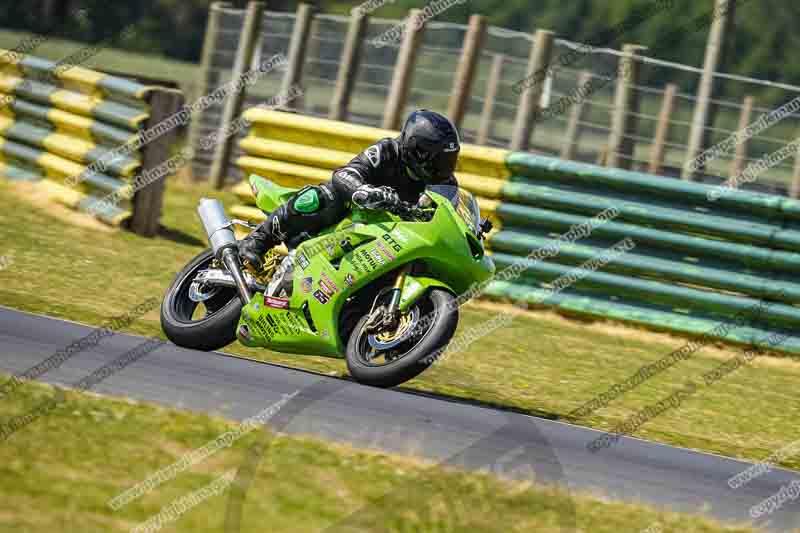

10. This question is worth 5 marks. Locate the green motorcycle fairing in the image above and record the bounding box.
[237,175,496,358]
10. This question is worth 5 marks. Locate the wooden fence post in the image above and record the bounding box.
[648,83,677,175]
[476,54,504,145]
[729,95,753,178]
[382,9,426,130]
[329,11,369,121]
[560,71,591,160]
[447,14,487,129]
[130,89,185,237]
[607,44,646,170]
[682,0,736,180]
[280,3,314,111]
[208,0,264,190]
[188,1,230,181]
[510,29,554,151]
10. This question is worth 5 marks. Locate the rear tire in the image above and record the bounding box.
[161,248,243,351]
[346,289,458,388]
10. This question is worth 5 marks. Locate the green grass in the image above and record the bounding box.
[0,375,760,532]
[2,177,800,476]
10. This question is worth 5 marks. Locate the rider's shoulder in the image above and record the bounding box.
[362,138,400,167]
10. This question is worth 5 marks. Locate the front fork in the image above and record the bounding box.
[366,264,412,332]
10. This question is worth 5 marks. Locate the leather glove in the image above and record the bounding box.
[351,185,400,210]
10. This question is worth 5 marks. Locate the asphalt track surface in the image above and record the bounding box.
[1,306,798,532]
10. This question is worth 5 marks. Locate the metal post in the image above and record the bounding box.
[280,3,315,111]
[209,0,264,190]
[648,83,677,175]
[476,54,504,145]
[447,14,487,129]
[607,44,646,170]
[560,71,591,161]
[130,89,185,237]
[682,0,736,180]
[510,29,554,151]
[382,9,426,130]
[329,11,369,121]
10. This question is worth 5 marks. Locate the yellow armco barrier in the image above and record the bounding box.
[234,108,508,227]
[0,48,170,227]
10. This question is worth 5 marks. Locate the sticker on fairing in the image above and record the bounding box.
[301,277,313,293]
[345,273,355,287]
[297,252,310,270]
[265,296,290,309]
[313,289,330,304]
[365,145,381,167]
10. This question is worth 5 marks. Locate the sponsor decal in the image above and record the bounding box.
[365,144,381,167]
[443,141,459,153]
[391,230,409,244]
[325,241,336,257]
[345,273,355,287]
[301,277,313,293]
[376,240,396,262]
[319,272,339,297]
[297,252,310,270]
[264,296,290,309]
[238,324,253,342]
[254,310,310,341]
[313,289,330,305]
[382,233,403,253]
[370,247,385,266]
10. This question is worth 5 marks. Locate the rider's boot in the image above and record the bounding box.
[238,214,284,269]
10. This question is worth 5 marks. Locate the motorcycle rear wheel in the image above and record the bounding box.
[346,288,458,388]
[161,248,243,351]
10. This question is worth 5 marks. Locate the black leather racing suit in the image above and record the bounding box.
[257,137,458,247]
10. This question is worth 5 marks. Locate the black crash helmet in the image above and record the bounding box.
[399,109,461,183]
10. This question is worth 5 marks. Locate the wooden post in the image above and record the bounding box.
[648,83,677,175]
[447,15,487,129]
[280,3,314,111]
[560,71,591,160]
[791,140,800,199]
[382,9,426,130]
[329,11,369,121]
[208,0,264,190]
[188,1,230,181]
[729,95,753,178]
[607,44,646,170]
[682,0,736,180]
[476,54,504,145]
[130,89,185,237]
[510,29,554,151]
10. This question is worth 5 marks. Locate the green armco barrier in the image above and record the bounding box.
[487,209,800,273]
[484,281,800,354]
[506,153,800,222]
[488,231,800,302]
[495,184,800,252]
[489,252,800,330]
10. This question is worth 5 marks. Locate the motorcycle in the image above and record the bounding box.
[161,175,495,388]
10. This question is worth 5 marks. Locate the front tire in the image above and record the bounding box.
[161,248,243,351]
[346,288,458,388]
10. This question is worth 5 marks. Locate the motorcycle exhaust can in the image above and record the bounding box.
[197,198,252,304]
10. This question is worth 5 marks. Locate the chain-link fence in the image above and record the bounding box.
[191,7,800,196]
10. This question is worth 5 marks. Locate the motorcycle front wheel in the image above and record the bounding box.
[161,248,243,351]
[346,288,459,388]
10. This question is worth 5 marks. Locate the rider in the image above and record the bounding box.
[238,109,461,267]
